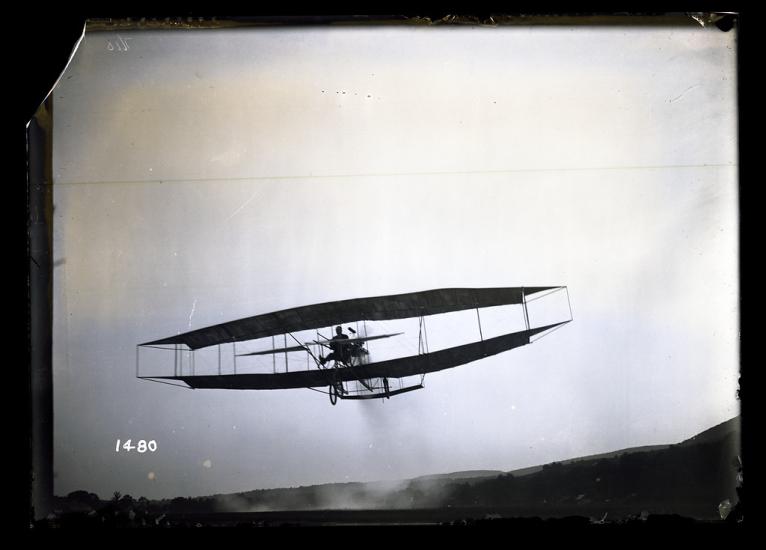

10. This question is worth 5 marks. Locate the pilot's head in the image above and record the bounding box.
[335,326,343,335]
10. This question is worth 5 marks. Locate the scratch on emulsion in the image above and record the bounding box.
[224,189,260,222]
[188,298,197,329]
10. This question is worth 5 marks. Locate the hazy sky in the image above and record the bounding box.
[49,24,738,500]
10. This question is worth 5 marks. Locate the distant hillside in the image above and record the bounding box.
[413,470,504,482]
[372,442,675,486]
[439,415,741,519]
[221,415,739,518]
[676,416,740,448]
[506,444,671,479]
[53,415,741,522]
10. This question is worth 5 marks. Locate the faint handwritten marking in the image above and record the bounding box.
[669,85,700,103]
[106,36,133,52]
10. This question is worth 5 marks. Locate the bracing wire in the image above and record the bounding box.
[524,286,566,303]
[529,321,570,343]
[137,377,193,390]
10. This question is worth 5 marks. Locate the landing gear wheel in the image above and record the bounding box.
[329,383,337,405]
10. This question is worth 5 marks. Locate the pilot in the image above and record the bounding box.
[319,326,350,366]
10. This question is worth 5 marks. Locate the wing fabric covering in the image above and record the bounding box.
[153,322,565,390]
[141,287,559,350]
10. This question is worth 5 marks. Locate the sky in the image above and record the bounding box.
[48,23,738,501]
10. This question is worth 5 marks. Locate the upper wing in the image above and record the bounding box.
[140,287,560,350]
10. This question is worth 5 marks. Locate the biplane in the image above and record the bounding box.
[137,287,571,405]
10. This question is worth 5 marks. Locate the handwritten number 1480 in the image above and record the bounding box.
[116,439,157,453]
